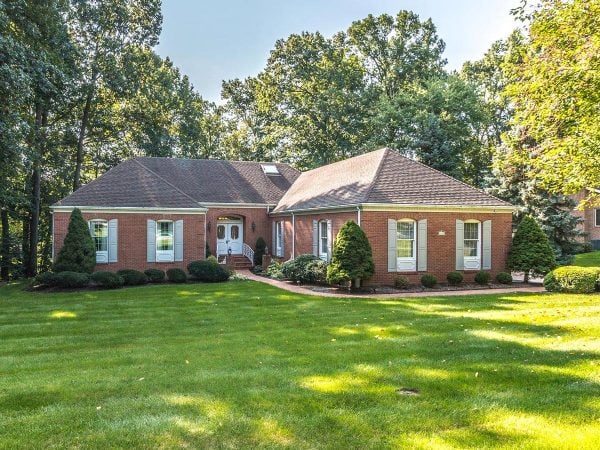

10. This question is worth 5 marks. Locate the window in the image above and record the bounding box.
[396,220,416,271]
[276,221,283,257]
[231,225,239,240]
[89,220,108,263]
[596,209,600,227]
[156,220,174,262]
[261,164,280,175]
[463,221,481,269]
[217,224,225,239]
[319,221,328,261]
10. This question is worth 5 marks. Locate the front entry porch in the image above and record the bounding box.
[216,217,243,256]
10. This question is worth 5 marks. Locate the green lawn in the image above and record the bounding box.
[573,250,600,267]
[1,281,599,449]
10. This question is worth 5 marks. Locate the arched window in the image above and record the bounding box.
[88,220,108,263]
[156,220,174,262]
[463,220,481,269]
[397,219,416,271]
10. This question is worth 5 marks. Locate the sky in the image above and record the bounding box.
[156,0,520,103]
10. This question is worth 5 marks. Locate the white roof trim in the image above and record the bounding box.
[272,202,515,215]
[51,206,207,214]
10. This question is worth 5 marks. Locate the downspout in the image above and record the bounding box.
[292,213,295,259]
[356,206,361,227]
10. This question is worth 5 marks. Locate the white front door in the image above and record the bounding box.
[216,220,243,256]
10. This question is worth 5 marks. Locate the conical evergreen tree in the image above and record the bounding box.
[53,208,96,273]
[507,215,556,282]
[326,221,374,288]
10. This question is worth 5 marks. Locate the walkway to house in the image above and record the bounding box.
[241,270,545,299]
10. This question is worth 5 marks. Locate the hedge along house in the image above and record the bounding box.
[51,148,515,284]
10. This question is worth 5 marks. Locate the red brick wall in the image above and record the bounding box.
[53,211,206,272]
[361,211,513,285]
[570,191,600,242]
[205,207,271,255]
[272,211,360,260]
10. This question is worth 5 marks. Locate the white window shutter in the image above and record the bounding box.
[280,221,285,257]
[417,219,427,272]
[326,220,333,262]
[482,220,492,270]
[147,219,156,262]
[272,221,276,255]
[108,219,118,263]
[387,219,397,272]
[312,220,318,256]
[456,220,464,270]
[174,219,184,262]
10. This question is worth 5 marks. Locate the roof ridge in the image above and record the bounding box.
[133,159,202,206]
[386,149,511,206]
[363,148,389,203]
[134,156,300,172]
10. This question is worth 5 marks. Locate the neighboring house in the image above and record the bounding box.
[570,189,600,250]
[51,148,515,285]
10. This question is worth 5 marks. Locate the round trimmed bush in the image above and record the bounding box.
[446,271,463,286]
[167,268,187,283]
[144,268,165,283]
[281,254,318,282]
[544,266,599,293]
[187,260,230,282]
[91,271,124,289]
[421,274,437,288]
[35,272,59,287]
[304,259,328,284]
[53,271,90,288]
[495,272,513,284]
[117,269,148,286]
[281,254,327,283]
[395,275,410,289]
[474,271,491,285]
[207,255,218,264]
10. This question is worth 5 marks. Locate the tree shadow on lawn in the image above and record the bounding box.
[160,289,600,448]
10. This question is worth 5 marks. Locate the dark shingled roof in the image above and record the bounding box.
[273,148,511,212]
[55,157,300,208]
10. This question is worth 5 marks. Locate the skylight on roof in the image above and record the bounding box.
[261,164,280,176]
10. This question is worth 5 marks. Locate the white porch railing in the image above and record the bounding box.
[242,243,254,265]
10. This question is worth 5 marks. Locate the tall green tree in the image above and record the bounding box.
[347,11,446,98]
[505,0,600,202]
[68,0,162,189]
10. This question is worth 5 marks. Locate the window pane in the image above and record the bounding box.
[90,222,108,252]
[157,222,173,251]
[397,221,414,240]
[464,222,479,240]
[464,239,478,257]
[217,225,225,239]
[596,209,600,226]
[397,239,413,258]
[230,225,239,240]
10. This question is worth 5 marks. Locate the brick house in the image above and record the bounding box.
[51,148,515,285]
[570,189,600,250]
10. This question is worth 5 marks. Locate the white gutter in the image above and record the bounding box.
[356,206,361,226]
[50,206,208,214]
[271,202,515,215]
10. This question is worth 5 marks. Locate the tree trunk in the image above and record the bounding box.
[1,209,9,281]
[524,271,529,284]
[26,103,45,277]
[73,85,94,191]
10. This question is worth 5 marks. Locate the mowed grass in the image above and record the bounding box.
[573,250,600,267]
[1,281,600,449]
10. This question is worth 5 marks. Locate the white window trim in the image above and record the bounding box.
[156,220,174,262]
[88,219,108,263]
[276,221,283,257]
[595,209,600,227]
[318,220,328,261]
[463,220,481,270]
[396,219,417,272]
